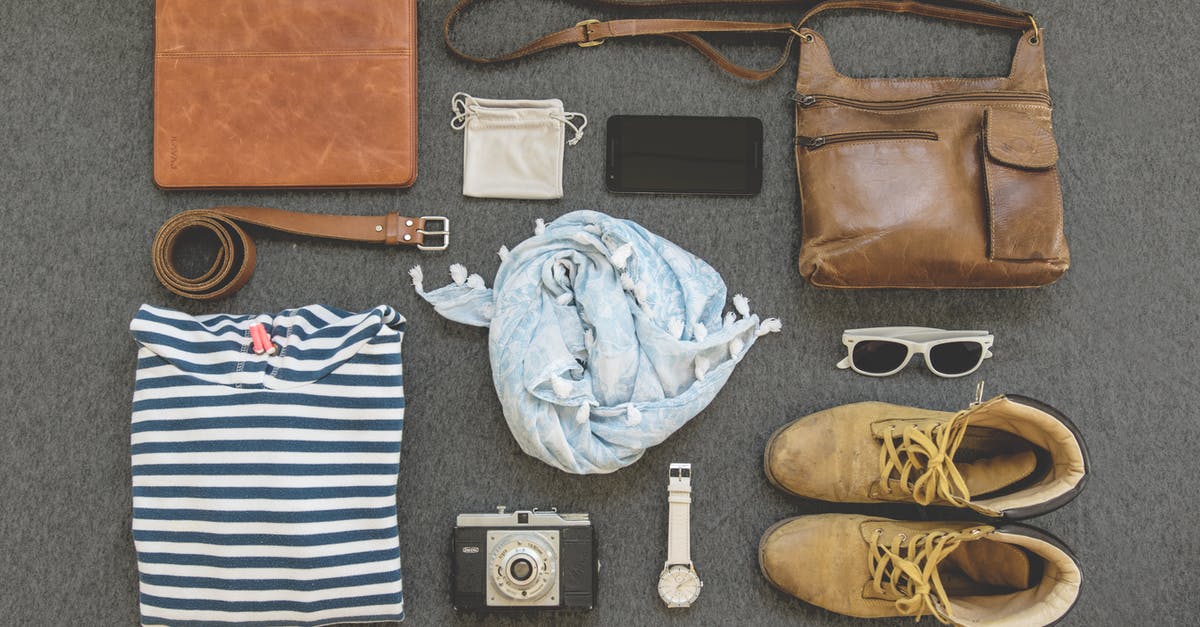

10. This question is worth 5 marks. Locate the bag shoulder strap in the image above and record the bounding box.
[444,0,1037,81]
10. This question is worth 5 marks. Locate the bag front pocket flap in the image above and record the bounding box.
[985,109,1058,170]
[983,109,1067,263]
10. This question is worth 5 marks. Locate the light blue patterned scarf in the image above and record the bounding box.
[410,210,780,474]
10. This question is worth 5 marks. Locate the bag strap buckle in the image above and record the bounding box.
[576,19,606,47]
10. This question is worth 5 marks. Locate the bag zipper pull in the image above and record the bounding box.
[787,92,818,107]
[795,136,826,149]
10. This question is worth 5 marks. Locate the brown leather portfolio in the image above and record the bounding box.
[153,0,418,189]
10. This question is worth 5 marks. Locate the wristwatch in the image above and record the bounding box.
[657,463,702,608]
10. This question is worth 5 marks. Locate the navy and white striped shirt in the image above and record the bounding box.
[129,304,407,626]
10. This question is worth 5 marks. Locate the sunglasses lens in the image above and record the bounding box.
[928,341,984,375]
[851,341,908,374]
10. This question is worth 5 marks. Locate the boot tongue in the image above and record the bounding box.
[957,450,1038,496]
[942,540,1033,591]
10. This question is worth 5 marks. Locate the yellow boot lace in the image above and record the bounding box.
[868,526,992,623]
[878,413,972,507]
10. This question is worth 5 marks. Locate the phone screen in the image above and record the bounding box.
[606,115,763,195]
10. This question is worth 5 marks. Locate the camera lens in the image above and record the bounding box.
[508,558,534,582]
[488,534,557,604]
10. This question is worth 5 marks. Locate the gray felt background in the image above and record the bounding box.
[1,0,1197,625]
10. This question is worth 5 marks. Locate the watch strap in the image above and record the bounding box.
[666,463,692,566]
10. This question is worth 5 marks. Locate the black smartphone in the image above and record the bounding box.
[606,115,763,195]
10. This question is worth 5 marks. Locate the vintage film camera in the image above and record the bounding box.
[452,507,598,610]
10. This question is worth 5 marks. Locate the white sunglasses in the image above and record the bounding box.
[837,327,994,378]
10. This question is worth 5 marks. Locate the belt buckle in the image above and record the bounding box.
[417,216,450,251]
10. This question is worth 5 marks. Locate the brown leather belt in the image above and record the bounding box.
[152,206,449,300]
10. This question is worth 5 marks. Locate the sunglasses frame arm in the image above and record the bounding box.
[842,326,944,337]
[842,327,992,342]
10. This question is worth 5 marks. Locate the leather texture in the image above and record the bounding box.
[982,109,1066,261]
[757,514,1083,626]
[152,207,439,300]
[763,395,1088,518]
[794,25,1068,288]
[154,0,418,189]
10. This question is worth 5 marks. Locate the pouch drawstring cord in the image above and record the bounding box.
[553,111,588,145]
[450,92,473,130]
[451,92,586,145]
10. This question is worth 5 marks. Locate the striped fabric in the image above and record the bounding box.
[129,304,407,626]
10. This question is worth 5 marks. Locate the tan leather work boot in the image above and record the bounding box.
[764,395,1088,519]
[759,514,1082,626]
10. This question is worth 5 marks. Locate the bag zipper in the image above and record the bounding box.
[795,130,939,150]
[787,90,1051,110]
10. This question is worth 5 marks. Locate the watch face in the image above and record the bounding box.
[658,566,702,606]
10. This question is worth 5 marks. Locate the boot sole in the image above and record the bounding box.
[762,395,1090,521]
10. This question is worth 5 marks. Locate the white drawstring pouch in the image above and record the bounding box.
[452,92,586,200]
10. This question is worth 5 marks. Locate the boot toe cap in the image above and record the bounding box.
[758,514,907,620]
[759,514,882,617]
[758,516,831,600]
[765,406,871,500]
[764,422,832,498]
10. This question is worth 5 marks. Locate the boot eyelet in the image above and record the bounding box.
[897,533,907,542]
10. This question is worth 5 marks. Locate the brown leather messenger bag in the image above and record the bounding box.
[445,0,1068,288]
